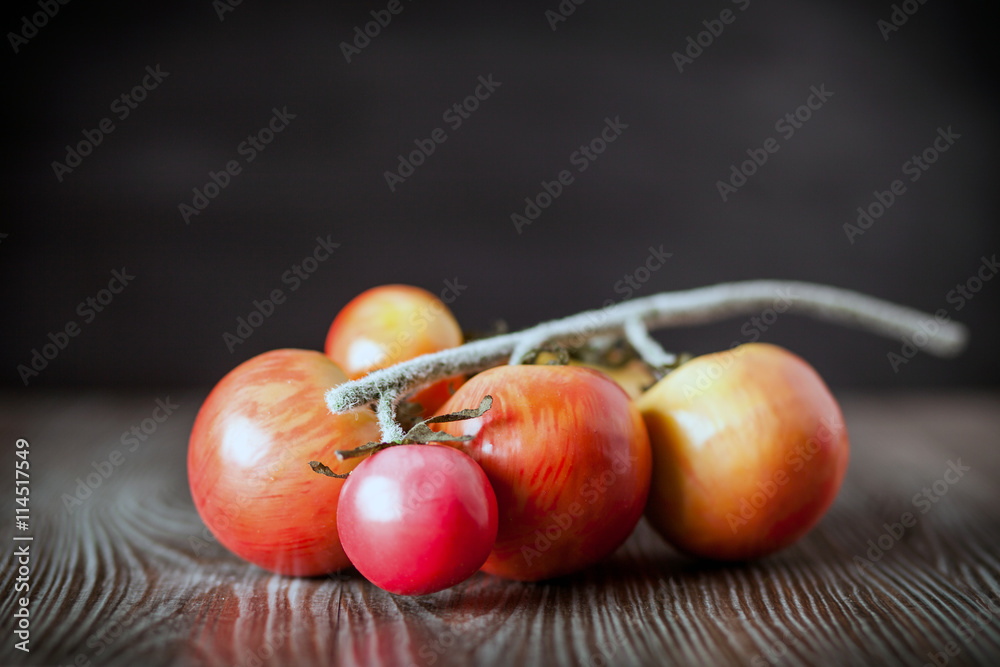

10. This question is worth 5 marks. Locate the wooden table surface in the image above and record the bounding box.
[2,391,999,667]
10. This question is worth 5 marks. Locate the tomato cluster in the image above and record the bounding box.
[188,284,850,594]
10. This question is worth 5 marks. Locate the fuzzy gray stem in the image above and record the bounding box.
[326,280,969,428]
[623,317,677,367]
[374,388,406,443]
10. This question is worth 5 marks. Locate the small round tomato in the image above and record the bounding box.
[431,365,652,581]
[337,444,498,596]
[637,343,850,561]
[188,349,381,576]
[325,284,464,415]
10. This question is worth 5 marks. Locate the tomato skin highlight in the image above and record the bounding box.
[187,349,381,576]
[337,445,499,596]
[637,343,850,561]
[324,284,464,415]
[432,365,652,582]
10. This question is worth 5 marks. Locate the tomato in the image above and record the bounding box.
[570,358,656,400]
[325,284,464,415]
[637,343,850,561]
[529,351,655,400]
[337,444,498,595]
[188,349,381,576]
[430,365,652,581]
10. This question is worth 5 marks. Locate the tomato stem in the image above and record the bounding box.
[375,388,406,443]
[308,460,350,479]
[310,396,494,476]
[326,280,969,439]
[623,316,677,368]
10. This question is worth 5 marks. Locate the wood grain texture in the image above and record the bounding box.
[2,391,999,667]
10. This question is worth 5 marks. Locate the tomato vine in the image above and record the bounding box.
[325,280,968,441]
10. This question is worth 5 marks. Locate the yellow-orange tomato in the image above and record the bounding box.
[325,284,464,414]
[637,343,849,561]
[528,352,656,400]
[570,358,656,400]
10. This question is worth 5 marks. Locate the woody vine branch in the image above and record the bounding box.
[325,280,969,441]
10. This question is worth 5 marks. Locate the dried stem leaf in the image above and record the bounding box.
[421,395,493,425]
[308,460,349,479]
[402,423,474,445]
[334,440,388,461]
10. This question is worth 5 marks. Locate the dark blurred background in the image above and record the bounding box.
[3,0,998,390]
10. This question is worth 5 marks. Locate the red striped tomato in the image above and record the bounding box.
[188,349,381,576]
[431,364,652,581]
